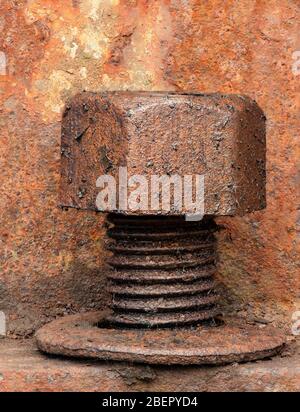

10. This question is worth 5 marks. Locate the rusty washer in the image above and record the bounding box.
[36,91,286,365]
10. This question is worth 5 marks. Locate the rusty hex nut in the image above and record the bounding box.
[60,91,266,216]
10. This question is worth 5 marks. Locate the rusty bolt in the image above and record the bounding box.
[36,92,285,365]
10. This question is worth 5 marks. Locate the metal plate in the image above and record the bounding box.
[36,311,286,365]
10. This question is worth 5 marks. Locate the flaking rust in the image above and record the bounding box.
[36,91,285,365]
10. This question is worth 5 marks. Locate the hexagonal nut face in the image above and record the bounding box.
[60,91,266,216]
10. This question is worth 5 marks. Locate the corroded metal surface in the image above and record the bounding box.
[60,91,266,216]
[0,1,298,338]
[1,339,299,392]
[106,214,219,328]
[35,311,285,365]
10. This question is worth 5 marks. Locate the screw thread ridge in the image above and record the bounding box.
[106,214,219,328]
